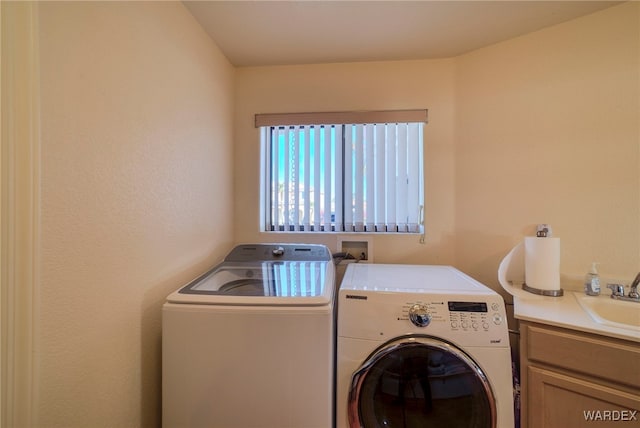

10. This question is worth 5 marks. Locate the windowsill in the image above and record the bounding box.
[260,231,423,236]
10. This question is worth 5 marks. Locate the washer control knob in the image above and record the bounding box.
[272,246,285,257]
[409,304,431,327]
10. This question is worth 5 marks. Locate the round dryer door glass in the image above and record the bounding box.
[349,336,496,428]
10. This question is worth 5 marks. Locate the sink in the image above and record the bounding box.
[575,292,640,330]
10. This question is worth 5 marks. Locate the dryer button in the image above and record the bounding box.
[409,304,431,327]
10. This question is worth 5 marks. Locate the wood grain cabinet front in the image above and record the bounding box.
[519,322,640,428]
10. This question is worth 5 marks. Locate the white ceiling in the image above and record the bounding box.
[183,1,623,67]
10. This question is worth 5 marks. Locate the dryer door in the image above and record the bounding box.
[348,335,496,428]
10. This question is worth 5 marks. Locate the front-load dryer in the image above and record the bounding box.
[163,244,335,428]
[337,264,514,428]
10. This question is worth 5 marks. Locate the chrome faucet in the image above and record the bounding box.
[606,283,624,297]
[630,272,640,299]
[606,272,640,303]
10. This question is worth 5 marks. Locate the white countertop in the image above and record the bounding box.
[514,291,640,343]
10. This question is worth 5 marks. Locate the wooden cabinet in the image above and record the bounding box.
[519,321,640,428]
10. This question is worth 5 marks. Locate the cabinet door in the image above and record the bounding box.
[527,366,640,428]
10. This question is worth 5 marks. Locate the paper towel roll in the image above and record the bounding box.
[524,237,560,291]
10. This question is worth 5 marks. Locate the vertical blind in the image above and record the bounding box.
[259,110,426,233]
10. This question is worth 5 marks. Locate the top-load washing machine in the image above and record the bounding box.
[163,244,335,428]
[337,263,514,428]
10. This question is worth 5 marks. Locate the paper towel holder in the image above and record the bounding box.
[522,283,564,297]
[536,223,552,237]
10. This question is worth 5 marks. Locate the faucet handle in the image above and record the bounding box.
[630,272,640,298]
[606,283,625,297]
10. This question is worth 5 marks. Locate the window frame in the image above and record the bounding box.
[257,110,428,234]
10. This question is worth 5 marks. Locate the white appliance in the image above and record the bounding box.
[337,264,514,428]
[163,244,335,428]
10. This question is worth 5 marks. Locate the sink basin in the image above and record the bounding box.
[575,292,640,330]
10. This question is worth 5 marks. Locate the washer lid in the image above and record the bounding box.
[166,260,334,306]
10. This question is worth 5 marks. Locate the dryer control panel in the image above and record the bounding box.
[446,300,504,332]
[339,292,509,347]
[399,300,504,331]
[390,297,508,347]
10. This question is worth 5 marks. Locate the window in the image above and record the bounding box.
[257,110,427,233]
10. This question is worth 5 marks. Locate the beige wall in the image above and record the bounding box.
[455,1,639,291]
[235,2,639,294]
[37,2,234,426]
[234,60,458,265]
